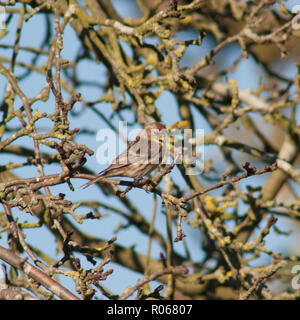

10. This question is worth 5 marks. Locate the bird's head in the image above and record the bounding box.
[144,122,167,142]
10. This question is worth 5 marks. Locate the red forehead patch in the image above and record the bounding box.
[156,123,166,131]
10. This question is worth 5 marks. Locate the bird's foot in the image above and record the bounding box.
[132,178,142,186]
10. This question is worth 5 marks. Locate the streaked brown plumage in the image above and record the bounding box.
[82,122,167,189]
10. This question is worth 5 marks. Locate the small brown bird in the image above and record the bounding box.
[82,122,167,189]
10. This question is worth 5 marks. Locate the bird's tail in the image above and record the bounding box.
[81,176,103,189]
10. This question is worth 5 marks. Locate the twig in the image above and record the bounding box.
[239,261,286,300]
[0,245,80,300]
[183,162,278,202]
[118,265,188,300]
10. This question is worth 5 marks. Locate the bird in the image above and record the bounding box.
[82,122,167,189]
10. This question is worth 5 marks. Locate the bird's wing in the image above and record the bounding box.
[97,136,143,176]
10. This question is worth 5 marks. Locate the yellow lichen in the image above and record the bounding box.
[34,109,41,118]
